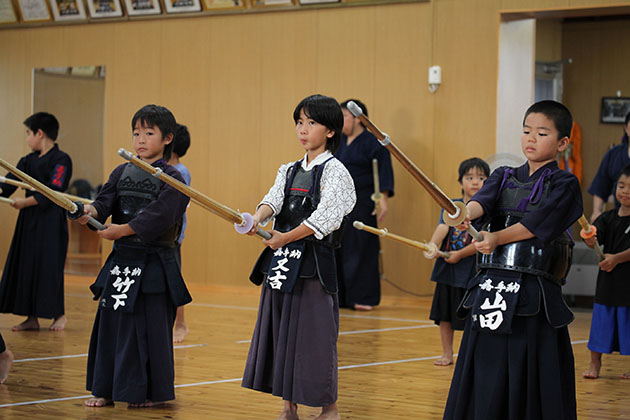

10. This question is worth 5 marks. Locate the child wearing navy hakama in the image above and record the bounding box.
[242,95,356,420]
[444,101,582,420]
[0,112,72,331]
[428,158,489,366]
[582,164,630,380]
[77,105,191,407]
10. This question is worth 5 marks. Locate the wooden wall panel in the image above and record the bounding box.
[535,19,563,61]
[1,0,629,297]
[563,19,630,217]
[370,3,434,294]
[0,34,30,264]
[33,72,105,188]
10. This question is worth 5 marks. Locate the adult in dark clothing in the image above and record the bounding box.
[0,112,72,331]
[335,99,394,311]
[588,112,630,222]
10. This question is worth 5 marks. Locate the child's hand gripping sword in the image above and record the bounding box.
[346,101,483,241]
[0,158,104,230]
[353,221,450,259]
[118,149,272,240]
[577,215,605,262]
[0,175,93,205]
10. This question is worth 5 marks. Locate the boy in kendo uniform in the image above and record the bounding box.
[443,100,582,420]
[76,104,191,408]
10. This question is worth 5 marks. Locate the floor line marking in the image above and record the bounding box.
[66,293,431,323]
[14,344,207,363]
[0,338,592,408]
[235,324,436,343]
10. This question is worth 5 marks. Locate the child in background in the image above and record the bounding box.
[242,94,356,420]
[583,164,630,380]
[428,157,489,366]
[0,112,72,331]
[77,104,191,407]
[169,123,192,343]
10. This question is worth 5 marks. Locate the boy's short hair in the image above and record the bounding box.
[293,94,343,153]
[24,112,59,141]
[618,164,630,180]
[131,105,177,161]
[458,157,490,182]
[622,112,630,144]
[523,100,573,140]
[173,124,191,158]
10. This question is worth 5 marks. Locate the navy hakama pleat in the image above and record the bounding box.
[430,283,466,331]
[0,205,67,319]
[242,277,339,407]
[337,202,381,307]
[86,292,176,404]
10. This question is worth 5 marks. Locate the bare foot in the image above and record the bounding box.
[278,401,299,420]
[50,315,67,331]
[434,355,453,366]
[12,318,39,331]
[84,396,113,407]
[0,350,14,384]
[128,400,165,408]
[173,322,189,343]
[621,372,630,380]
[315,403,340,420]
[354,304,373,311]
[583,361,601,379]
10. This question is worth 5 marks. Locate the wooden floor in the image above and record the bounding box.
[0,275,628,419]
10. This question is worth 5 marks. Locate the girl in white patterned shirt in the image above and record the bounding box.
[241,94,356,420]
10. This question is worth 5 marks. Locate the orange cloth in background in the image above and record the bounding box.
[558,121,582,184]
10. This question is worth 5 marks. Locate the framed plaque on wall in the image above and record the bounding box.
[86,0,123,18]
[202,0,243,9]
[49,0,87,21]
[0,0,19,23]
[164,0,201,13]
[16,0,52,22]
[124,0,161,15]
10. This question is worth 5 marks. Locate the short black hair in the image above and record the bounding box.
[24,112,59,141]
[131,105,177,161]
[622,112,630,144]
[293,94,343,153]
[618,164,630,180]
[458,157,490,182]
[173,124,191,158]
[523,100,573,140]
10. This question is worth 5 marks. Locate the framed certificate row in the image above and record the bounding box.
[2,0,416,26]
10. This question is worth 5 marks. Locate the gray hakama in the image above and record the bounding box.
[242,276,339,407]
